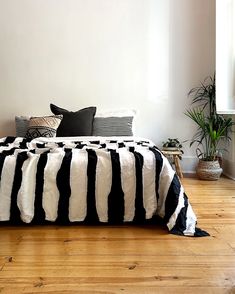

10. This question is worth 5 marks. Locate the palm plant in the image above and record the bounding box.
[185,74,234,161]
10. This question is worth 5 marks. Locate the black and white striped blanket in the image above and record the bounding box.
[0,136,208,237]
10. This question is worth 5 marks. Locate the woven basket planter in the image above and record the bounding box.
[196,159,223,181]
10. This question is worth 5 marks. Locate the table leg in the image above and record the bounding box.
[174,155,183,178]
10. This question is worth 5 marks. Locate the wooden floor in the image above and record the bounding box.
[0,177,235,293]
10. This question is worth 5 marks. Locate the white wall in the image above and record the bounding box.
[216,0,235,113]
[216,0,235,179]
[222,123,235,179]
[0,0,215,172]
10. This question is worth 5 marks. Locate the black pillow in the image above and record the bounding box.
[50,103,96,137]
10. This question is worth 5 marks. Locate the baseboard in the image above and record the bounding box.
[180,155,198,174]
[183,172,197,178]
[222,171,235,181]
[168,155,235,181]
[222,158,235,180]
[180,156,235,180]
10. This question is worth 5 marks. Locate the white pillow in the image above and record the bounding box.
[95,109,136,117]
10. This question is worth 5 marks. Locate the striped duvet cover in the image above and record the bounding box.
[0,136,209,237]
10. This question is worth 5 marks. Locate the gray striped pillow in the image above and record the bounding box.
[15,116,30,137]
[92,116,133,136]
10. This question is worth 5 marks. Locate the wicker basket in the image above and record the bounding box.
[196,159,222,181]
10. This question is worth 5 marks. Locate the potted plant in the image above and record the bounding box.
[162,138,184,159]
[185,74,234,180]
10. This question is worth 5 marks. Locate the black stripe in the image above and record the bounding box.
[75,143,87,149]
[149,147,163,201]
[108,150,124,224]
[99,143,106,149]
[4,136,16,144]
[0,137,16,147]
[118,142,125,148]
[129,146,134,153]
[2,148,17,156]
[90,140,100,145]
[169,193,188,236]
[10,152,28,224]
[85,149,99,223]
[57,142,64,148]
[164,174,181,224]
[130,150,145,223]
[194,227,210,237]
[36,143,46,148]
[19,138,31,149]
[33,152,48,223]
[57,149,72,224]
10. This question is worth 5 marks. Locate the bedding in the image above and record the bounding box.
[92,116,133,136]
[50,104,96,136]
[25,115,63,139]
[15,108,136,137]
[15,116,30,137]
[0,136,209,237]
[92,109,136,136]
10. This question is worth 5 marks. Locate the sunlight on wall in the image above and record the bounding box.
[216,0,235,179]
[147,0,169,103]
[216,0,235,113]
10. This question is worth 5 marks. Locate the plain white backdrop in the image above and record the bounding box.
[0,0,215,173]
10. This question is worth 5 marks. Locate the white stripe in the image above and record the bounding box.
[0,137,6,143]
[0,146,15,153]
[0,156,17,221]
[135,147,157,219]
[42,150,64,221]
[119,148,136,222]
[183,202,197,236]
[17,153,39,223]
[95,149,112,222]
[69,149,88,222]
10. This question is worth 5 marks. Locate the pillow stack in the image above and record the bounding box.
[15,104,136,138]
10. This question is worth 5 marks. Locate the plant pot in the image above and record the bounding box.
[196,159,223,181]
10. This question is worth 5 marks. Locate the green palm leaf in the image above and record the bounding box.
[185,73,234,161]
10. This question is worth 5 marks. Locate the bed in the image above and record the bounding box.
[0,135,209,237]
[0,104,209,237]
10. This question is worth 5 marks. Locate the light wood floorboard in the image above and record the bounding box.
[0,176,235,293]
